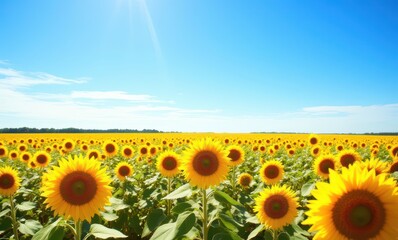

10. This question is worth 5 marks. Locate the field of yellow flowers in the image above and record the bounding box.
[1,133,398,240]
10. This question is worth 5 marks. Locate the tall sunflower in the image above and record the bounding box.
[0,166,21,196]
[115,161,133,181]
[338,149,361,168]
[238,173,253,188]
[308,134,319,146]
[121,145,134,158]
[20,152,32,164]
[156,150,181,177]
[260,160,284,185]
[0,146,8,158]
[181,138,229,189]
[313,154,337,179]
[254,185,298,230]
[41,155,112,222]
[9,150,18,160]
[226,145,245,166]
[303,163,398,239]
[62,139,76,152]
[102,141,119,157]
[33,150,52,168]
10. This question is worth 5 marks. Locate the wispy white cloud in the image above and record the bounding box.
[70,91,158,102]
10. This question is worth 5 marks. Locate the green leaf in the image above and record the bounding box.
[142,209,167,238]
[278,232,290,240]
[16,201,36,211]
[130,215,142,235]
[149,223,176,240]
[101,212,119,222]
[300,182,315,197]
[0,217,12,231]
[246,215,260,224]
[171,202,192,214]
[214,190,243,207]
[175,212,196,237]
[212,231,242,240]
[163,183,192,200]
[89,224,127,239]
[48,226,65,240]
[291,223,310,236]
[218,213,242,232]
[247,224,264,240]
[32,218,61,240]
[0,208,10,218]
[19,219,42,235]
[109,197,129,211]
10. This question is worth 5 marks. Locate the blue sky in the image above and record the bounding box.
[0,0,397,133]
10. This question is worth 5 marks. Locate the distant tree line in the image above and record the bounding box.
[0,127,163,133]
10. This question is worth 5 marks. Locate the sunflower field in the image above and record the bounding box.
[1,133,398,240]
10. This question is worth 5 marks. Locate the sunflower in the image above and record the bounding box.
[0,146,8,158]
[338,149,361,168]
[115,161,133,181]
[313,154,337,179]
[121,146,134,158]
[181,138,229,189]
[390,145,398,158]
[359,157,388,175]
[80,144,89,152]
[260,160,284,185]
[62,139,76,152]
[87,149,101,160]
[9,150,19,160]
[308,134,319,146]
[226,145,245,166]
[17,143,28,152]
[303,163,398,239]
[238,173,253,188]
[157,150,181,177]
[389,157,398,173]
[0,166,21,196]
[139,146,149,156]
[310,145,321,157]
[20,152,32,163]
[41,155,112,222]
[254,185,298,230]
[33,151,52,168]
[102,141,119,157]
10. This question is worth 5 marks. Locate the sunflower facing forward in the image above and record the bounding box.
[41,155,112,222]
[115,161,133,181]
[181,138,229,189]
[313,154,338,179]
[157,150,181,178]
[254,185,298,230]
[226,145,245,166]
[260,160,284,185]
[303,163,398,239]
[0,166,21,197]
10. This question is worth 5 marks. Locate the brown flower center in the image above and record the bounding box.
[105,144,115,153]
[60,171,97,205]
[390,162,398,173]
[123,148,132,156]
[264,165,279,179]
[118,166,131,177]
[239,175,251,186]
[36,154,48,164]
[0,174,15,189]
[0,148,5,156]
[332,190,385,240]
[65,142,73,149]
[22,154,30,162]
[310,138,318,145]
[140,147,148,155]
[227,149,241,162]
[319,159,335,174]
[88,151,99,159]
[162,157,177,170]
[264,194,289,219]
[193,151,219,176]
[340,154,356,167]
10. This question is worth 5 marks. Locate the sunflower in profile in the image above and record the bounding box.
[41,155,112,222]
[389,157,398,173]
[313,154,337,179]
[308,134,319,146]
[0,166,21,196]
[115,161,133,181]
[338,149,361,168]
[226,145,245,166]
[390,145,398,158]
[157,150,181,177]
[238,173,253,188]
[0,146,8,158]
[254,185,298,230]
[260,160,284,185]
[303,163,398,239]
[359,157,388,175]
[62,139,76,152]
[33,151,52,168]
[121,145,134,158]
[87,149,101,160]
[181,138,229,189]
[20,152,32,164]
[102,141,119,157]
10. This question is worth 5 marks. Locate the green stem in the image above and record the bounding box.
[202,189,208,240]
[10,195,19,240]
[231,166,236,193]
[167,177,172,216]
[75,220,82,240]
[272,229,278,240]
